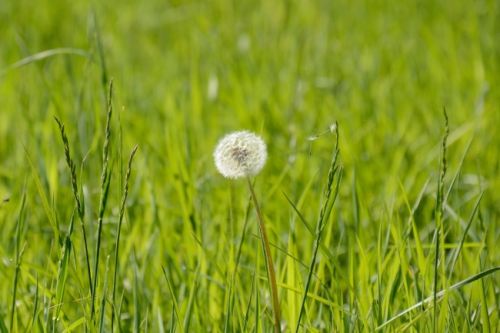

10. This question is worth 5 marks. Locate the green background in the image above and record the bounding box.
[0,0,498,331]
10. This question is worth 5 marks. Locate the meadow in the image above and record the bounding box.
[0,0,499,331]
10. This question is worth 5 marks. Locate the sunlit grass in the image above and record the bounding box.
[0,0,498,331]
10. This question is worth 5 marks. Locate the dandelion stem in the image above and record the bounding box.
[247,178,281,333]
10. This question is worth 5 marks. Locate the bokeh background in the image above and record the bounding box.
[0,0,498,331]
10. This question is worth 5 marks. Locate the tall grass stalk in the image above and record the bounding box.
[91,81,114,319]
[295,124,342,332]
[55,117,93,307]
[111,144,138,331]
[432,109,449,332]
[99,256,111,333]
[9,193,26,332]
[53,210,75,330]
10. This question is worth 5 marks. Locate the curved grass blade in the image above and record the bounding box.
[376,266,500,331]
[0,48,89,76]
[447,192,483,277]
[161,266,184,332]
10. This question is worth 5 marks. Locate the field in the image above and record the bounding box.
[0,0,499,332]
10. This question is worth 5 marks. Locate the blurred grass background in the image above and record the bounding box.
[0,0,498,331]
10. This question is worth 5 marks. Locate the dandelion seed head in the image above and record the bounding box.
[214,131,267,179]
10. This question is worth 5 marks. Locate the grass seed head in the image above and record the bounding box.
[214,130,267,179]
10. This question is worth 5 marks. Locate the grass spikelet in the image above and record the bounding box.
[54,116,93,307]
[432,108,449,332]
[54,117,84,219]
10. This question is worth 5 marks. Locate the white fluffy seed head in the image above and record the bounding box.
[214,131,267,179]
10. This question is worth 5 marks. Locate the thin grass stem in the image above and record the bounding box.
[111,145,138,331]
[433,108,449,333]
[9,193,26,332]
[91,80,114,319]
[295,123,341,332]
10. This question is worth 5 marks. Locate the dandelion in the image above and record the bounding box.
[213,131,267,179]
[214,130,281,332]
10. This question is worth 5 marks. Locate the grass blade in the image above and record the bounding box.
[448,192,483,277]
[53,210,76,327]
[161,266,184,332]
[111,144,138,331]
[54,117,93,303]
[432,108,449,333]
[182,266,200,333]
[0,48,89,76]
[9,192,26,332]
[24,149,59,240]
[376,266,500,330]
[91,80,114,319]
[98,256,110,333]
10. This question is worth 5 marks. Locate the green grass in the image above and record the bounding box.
[0,0,499,332]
